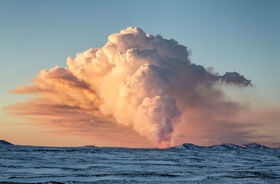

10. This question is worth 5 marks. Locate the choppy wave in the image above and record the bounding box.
[0,143,279,183]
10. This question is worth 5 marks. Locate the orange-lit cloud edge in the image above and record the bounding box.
[5,27,280,148]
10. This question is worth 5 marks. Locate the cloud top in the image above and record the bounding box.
[8,27,252,147]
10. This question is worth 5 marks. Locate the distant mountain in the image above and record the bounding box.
[243,143,269,149]
[207,143,243,150]
[0,140,13,145]
[182,143,201,149]
[180,143,272,150]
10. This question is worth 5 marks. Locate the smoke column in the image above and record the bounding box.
[9,27,251,148]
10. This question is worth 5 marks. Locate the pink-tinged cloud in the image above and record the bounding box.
[7,27,259,148]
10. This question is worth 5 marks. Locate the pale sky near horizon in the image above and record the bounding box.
[0,0,279,147]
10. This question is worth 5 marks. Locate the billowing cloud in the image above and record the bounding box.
[7,27,254,148]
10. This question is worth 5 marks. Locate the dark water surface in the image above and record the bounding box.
[0,144,280,183]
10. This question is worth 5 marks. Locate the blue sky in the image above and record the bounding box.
[0,0,279,115]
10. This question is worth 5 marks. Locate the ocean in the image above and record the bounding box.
[0,144,279,183]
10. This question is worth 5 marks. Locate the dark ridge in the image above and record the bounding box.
[182,143,201,149]
[0,140,274,150]
[207,143,243,150]
[82,145,96,148]
[0,140,13,145]
[180,143,273,150]
[243,143,270,149]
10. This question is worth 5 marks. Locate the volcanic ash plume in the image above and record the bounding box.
[9,27,251,147]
